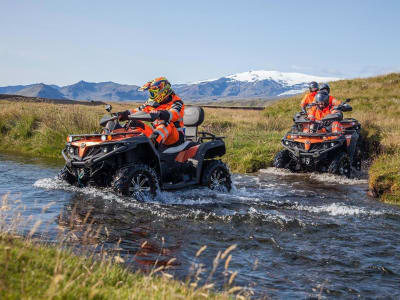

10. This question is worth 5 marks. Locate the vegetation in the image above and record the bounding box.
[0,234,240,299]
[0,73,399,202]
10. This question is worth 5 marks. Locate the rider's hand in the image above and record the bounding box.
[117,110,130,121]
[149,131,160,145]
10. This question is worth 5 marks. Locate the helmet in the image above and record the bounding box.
[138,76,173,103]
[308,81,319,92]
[314,91,329,109]
[319,83,330,94]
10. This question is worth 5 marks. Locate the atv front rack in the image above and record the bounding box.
[286,132,341,137]
[68,132,142,141]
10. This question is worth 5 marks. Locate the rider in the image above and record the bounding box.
[117,76,185,150]
[306,91,343,133]
[300,81,319,112]
[319,83,341,107]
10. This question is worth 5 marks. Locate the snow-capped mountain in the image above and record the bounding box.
[180,70,339,99]
[0,70,339,101]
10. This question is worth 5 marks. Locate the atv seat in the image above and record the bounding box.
[162,140,197,154]
[183,106,205,142]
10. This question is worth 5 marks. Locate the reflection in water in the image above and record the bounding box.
[2,152,400,298]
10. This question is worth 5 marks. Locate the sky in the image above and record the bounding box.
[1,0,400,86]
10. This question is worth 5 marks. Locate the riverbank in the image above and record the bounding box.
[0,73,399,203]
[0,233,238,299]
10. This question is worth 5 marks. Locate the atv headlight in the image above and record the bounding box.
[330,142,336,147]
[101,135,107,142]
[284,140,289,145]
[69,147,74,154]
[103,147,109,153]
[113,145,119,151]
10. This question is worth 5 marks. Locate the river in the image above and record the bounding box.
[1,153,399,299]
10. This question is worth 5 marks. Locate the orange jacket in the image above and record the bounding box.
[307,105,336,121]
[300,91,317,109]
[130,94,184,145]
[329,96,341,107]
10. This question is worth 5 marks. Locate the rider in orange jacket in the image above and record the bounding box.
[300,81,319,112]
[117,77,185,149]
[307,91,343,133]
[319,83,341,107]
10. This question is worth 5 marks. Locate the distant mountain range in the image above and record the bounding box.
[0,70,339,102]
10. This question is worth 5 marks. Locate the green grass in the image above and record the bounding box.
[0,234,239,299]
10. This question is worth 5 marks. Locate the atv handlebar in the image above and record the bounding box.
[99,115,118,126]
[128,111,153,122]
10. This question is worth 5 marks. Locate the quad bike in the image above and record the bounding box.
[58,104,232,200]
[274,99,362,177]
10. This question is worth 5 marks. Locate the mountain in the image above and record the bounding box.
[16,84,66,99]
[174,70,339,100]
[59,81,147,101]
[0,70,339,101]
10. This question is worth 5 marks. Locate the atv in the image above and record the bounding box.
[274,99,362,177]
[59,104,232,200]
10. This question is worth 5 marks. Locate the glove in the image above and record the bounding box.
[149,131,160,140]
[149,111,161,121]
[117,110,130,121]
[149,131,160,145]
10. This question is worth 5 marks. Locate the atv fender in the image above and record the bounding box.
[347,132,359,164]
[193,139,226,184]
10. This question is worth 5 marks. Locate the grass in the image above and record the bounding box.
[0,72,399,203]
[0,234,241,299]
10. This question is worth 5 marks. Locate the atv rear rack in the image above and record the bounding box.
[198,131,225,142]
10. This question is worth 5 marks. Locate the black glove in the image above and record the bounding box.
[117,110,130,121]
[149,131,160,145]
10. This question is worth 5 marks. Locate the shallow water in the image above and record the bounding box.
[1,153,400,299]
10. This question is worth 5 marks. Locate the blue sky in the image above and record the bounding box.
[1,0,399,86]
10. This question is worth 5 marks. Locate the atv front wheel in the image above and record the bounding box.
[112,164,159,200]
[58,166,76,185]
[273,149,294,170]
[328,152,351,178]
[202,160,232,192]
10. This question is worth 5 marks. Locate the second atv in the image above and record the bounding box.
[59,105,232,200]
[273,100,362,177]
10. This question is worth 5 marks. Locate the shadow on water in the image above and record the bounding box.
[2,152,400,298]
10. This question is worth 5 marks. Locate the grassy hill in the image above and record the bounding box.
[0,73,399,203]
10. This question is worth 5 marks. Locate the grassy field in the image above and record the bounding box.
[0,73,399,203]
[0,234,241,299]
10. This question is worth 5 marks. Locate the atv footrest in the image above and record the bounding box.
[162,180,197,190]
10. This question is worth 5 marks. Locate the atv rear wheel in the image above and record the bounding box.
[112,164,159,200]
[202,160,232,192]
[328,152,351,178]
[273,149,294,170]
[58,166,76,185]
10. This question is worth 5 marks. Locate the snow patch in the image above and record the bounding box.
[225,70,339,85]
[189,70,340,85]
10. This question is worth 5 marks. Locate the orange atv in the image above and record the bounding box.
[274,100,362,177]
[58,105,231,200]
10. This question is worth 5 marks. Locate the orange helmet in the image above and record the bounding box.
[138,76,173,103]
